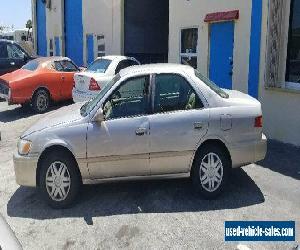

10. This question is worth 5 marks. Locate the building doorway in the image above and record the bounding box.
[64,0,83,66]
[124,0,169,64]
[209,21,234,89]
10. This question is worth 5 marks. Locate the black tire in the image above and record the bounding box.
[191,144,231,199]
[31,89,50,113]
[39,150,81,209]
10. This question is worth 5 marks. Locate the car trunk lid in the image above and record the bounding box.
[74,72,105,92]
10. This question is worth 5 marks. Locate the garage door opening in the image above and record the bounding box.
[124,0,169,64]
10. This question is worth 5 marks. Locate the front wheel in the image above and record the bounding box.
[191,144,231,199]
[39,151,81,209]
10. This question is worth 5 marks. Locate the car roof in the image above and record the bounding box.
[33,56,72,63]
[96,55,137,62]
[119,63,195,77]
[0,39,16,44]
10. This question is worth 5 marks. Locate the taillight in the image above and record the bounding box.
[72,79,75,88]
[89,78,101,91]
[255,116,263,128]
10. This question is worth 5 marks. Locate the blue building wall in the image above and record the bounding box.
[36,0,47,56]
[248,0,263,98]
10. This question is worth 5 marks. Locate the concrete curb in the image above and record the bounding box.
[0,215,22,250]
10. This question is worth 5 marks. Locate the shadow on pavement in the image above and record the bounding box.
[259,140,300,180]
[0,101,74,123]
[7,169,264,222]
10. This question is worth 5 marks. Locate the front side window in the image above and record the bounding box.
[87,58,112,73]
[103,76,150,119]
[180,28,198,69]
[286,0,300,83]
[7,44,25,59]
[154,74,203,113]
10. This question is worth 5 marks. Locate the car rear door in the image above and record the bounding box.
[86,75,151,179]
[148,73,210,175]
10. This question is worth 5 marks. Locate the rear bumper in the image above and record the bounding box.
[13,152,38,187]
[230,134,267,168]
[0,93,9,101]
[72,88,97,103]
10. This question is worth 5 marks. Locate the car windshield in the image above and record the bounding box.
[86,58,112,73]
[22,60,39,71]
[80,74,121,117]
[194,70,229,98]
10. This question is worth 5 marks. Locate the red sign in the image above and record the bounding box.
[204,10,239,23]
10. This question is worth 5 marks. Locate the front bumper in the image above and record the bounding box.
[13,152,39,187]
[72,88,97,103]
[230,133,267,168]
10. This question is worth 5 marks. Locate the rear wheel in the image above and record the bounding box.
[31,89,50,113]
[39,151,81,209]
[191,144,231,199]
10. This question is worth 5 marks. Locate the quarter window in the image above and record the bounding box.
[103,76,150,119]
[180,28,198,69]
[154,74,203,113]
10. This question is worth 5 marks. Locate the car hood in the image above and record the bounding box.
[21,103,84,138]
[0,69,34,84]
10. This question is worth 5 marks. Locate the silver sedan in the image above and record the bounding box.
[13,64,267,208]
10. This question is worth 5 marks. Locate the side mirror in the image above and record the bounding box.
[93,108,105,123]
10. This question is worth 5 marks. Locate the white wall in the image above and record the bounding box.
[45,0,64,56]
[169,0,252,94]
[259,0,300,146]
[82,0,122,65]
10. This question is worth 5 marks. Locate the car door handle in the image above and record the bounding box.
[61,76,65,80]
[194,122,204,130]
[135,128,147,136]
[10,62,15,66]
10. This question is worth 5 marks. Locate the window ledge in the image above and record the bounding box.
[265,85,300,94]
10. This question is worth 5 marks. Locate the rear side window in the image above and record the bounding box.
[154,74,204,113]
[115,60,138,74]
[195,70,229,98]
[87,58,112,73]
[22,60,39,71]
[55,60,79,72]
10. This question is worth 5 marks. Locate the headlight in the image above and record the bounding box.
[18,139,32,155]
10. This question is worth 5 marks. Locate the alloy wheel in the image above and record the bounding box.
[45,161,71,202]
[199,153,224,192]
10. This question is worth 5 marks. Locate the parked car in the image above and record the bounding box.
[0,57,81,113]
[72,55,140,103]
[13,64,267,208]
[0,39,35,76]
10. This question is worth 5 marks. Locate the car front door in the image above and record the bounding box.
[148,73,210,175]
[87,75,151,179]
[56,60,79,99]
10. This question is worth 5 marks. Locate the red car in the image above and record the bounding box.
[0,57,81,113]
